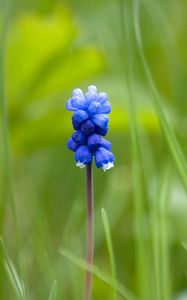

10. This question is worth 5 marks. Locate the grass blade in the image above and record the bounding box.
[159,166,172,300]
[101,208,117,300]
[59,248,139,300]
[132,0,187,190]
[150,164,172,300]
[0,238,25,300]
[119,1,151,298]
[48,281,57,300]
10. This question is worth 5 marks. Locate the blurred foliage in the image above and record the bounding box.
[6,5,103,153]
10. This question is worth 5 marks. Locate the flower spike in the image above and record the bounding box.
[66,85,114,170]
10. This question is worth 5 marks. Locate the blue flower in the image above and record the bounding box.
[87,134,112,152]
[67,138,79,152]
[95,125,108,136]
[74,145,92,168]
[94,147,115,171]
[81,120,95,136]
[87,134,102,152]
[100,138,111,151]
[66,85,114,171]
[66,85,111,130]
[73,110,88,123]
[72,130,86,145]
[91,114,109,129]
[72,115,81,130]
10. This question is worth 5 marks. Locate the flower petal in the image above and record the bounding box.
[73,110,89,123]
[74,145,92,167]
[87,134,102,151]
[81,120,95,136]
[88,101,101,115]
[67,138,79,152]
[72,88,85,99]
[91,114,109,129]
[95,125,108,136]
[88,85,97,92]
[66,99,78,111]
[99,101,111,114]
[94,147,115,171]
[85,90,97,104]
[72,115,81,130]
[71,96,87,110]
[100,138,111,150]
[72,130,86,145]
[97,92,108,104]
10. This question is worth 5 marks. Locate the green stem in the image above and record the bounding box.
[84,163,94,300]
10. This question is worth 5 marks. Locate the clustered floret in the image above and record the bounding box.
[66,85,115,171]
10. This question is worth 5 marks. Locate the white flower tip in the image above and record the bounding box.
[88,85,97,92]
[76,161,86,169]
[72,88,84,97]
[102,162,114,172]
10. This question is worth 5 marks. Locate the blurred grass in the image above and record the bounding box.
[48,281,57,300]
[133,0,187,190]
[59,248,138,300]
[101,208,117,300]
[0,238,26,300]
[0,0,187,299]
[119,1,150,299]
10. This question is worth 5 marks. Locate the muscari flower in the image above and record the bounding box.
[66,85,115,171]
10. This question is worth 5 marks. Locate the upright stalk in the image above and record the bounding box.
[84,163,94,300]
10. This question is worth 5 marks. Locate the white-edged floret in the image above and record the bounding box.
[76,161,86,169]
[102,162,114,172]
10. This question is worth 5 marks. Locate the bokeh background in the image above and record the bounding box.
[1,0,187,299]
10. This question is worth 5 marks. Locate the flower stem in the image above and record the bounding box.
[84,163,94,300]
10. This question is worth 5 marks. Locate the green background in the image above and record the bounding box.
[1,0,187,299]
